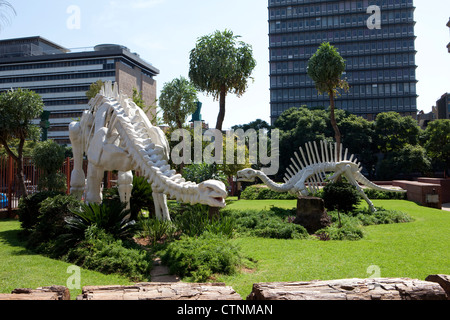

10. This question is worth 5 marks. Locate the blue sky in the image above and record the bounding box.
[0,0,449,129]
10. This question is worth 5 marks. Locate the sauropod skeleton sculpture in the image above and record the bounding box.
[69,82,227,221]
[238,140,406,212]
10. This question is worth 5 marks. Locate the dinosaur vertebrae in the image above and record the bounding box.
[90,89,203,205]
[283,140,361,195]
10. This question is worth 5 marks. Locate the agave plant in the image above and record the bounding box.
[65,201,137,244]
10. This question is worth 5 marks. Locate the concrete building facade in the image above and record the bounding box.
[0,37,159,145]
[268,0,418,124]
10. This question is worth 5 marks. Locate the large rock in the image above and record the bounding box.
[294,197,331,234]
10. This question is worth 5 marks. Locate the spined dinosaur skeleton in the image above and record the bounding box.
[69,82,227,221]
[237,140,406,212]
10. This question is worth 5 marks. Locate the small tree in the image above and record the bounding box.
[422,119,450,178]
[159,77,198,129]
[307,42,348,153]
[0,88,44,197]
[32,140,67,192]
[189,29,256,131]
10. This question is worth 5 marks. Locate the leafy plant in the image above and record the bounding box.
[18,191,64,231]
[138,217,177,244]
[65,225,152,282]
[66,202,137,243]
[161,232,243,282]
[322,181,361,213]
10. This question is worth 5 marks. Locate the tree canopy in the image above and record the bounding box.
[189,29,256,131]
[159,77,198,129]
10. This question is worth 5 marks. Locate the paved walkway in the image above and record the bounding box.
[150,258,180,282]
[443,203,450,212]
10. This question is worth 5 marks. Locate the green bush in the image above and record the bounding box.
[161,232,243,282]
[363,189,407,200]
[26,194,81,255]
[65,225,152,282]
[353,208,414,226]
[173,204,234,238]
[18,191,64,231]
[222,208,309,240]
[137,217,177,244]
[240,185,296,200]
[66,202,137,244]
[322,181,361,213]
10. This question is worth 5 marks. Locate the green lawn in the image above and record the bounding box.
[1,199,449,300]
[218,199,450,299]
[0,220,133,299]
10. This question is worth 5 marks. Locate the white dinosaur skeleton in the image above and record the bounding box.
[237,140,406,212]
[69,81,227,221]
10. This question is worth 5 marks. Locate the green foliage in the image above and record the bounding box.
[18,191,64,231]
[32,140,67,192]
[422,119,450,174]
[181,163,227,185]
[240,185,296,200]
[307,42,348,96]
[353,208,414,226]
[222,208,309,240]
[189,29,256,130]
[66,202,137,243]
[161,232,244,282]
[130,175,154,220]
[26,195,81,255]
[85,80,105,100]
[322,181,361,213]
[65,225,152,282]
[173,204,234,238]
[137,217,177,245]
[159,77,198,128]
[374,112,420,153]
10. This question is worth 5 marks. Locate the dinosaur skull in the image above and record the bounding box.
[197,180,228,208]
[237,168,258,182]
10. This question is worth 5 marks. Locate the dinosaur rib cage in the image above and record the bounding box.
[285,140,362,195]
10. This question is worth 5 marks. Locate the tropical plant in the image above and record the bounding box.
[32,140,67,192]
[189,29,256,130]
[66,202,137,244]
[159,77,199,129]
[0,1,15,31]
[307,42,348,154]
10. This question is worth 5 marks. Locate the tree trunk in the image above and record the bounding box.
[329,90,341,159]
[215,87,226,131]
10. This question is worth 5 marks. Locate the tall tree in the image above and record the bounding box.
[307,42,348,154]
[189,29,256,131]
[422,119,450,178]
[159,77,198,129]
[0,89,44,197]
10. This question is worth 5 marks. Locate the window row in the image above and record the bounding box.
[269,0,413,13]
[269,10,413,33]
[270,82,416,102]
[0,59,110,72]
[271,97,417,116]
[31,85,90,94]
[44,98,88,106]
[270,28,415,49]
[0,71,115,84]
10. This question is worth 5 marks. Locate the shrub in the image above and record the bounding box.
[173,204,234,238]
[222,208,309,240]
[240,185,296,200]
[315,223,364,241]
[353,208,414,226]
[26,194,81,255]
[322,181,361,213]
[66,202,137,244]
[137,217,177,244]
[65,225,152,282]
[18,191,64,231]
[161,232,243,282]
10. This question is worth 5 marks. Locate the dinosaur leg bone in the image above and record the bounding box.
[85,164,104,205]
[118,171,133,213]
[342,165,376,213]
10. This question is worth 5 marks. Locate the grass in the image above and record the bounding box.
[217,199,450,299]
[0,220,133,299]
[0,199,449,300]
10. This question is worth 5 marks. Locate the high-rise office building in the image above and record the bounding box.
[268,0,418,124]
[0,36,159,144]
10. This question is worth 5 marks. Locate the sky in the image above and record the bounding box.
[0,0,449,130]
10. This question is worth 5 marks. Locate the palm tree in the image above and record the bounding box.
[0,1,15,32]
